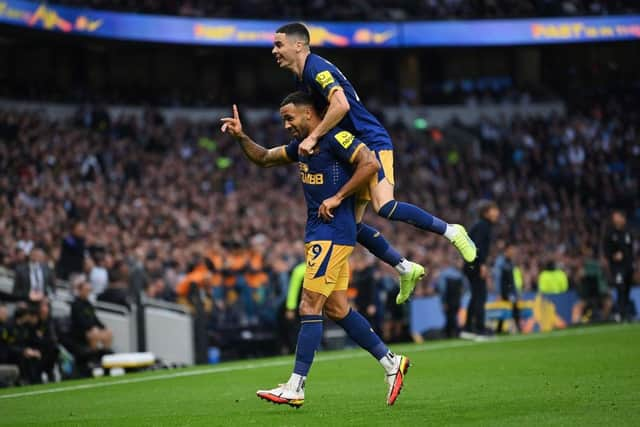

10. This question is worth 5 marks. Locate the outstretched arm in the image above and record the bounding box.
[220,104,292,168]
[318,145,379,221]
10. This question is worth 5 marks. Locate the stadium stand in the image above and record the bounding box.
[0,0,638,392]
[1,90,637,350]
[50,0,639,20]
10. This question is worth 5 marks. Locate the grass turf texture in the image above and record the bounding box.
[1,324,638,426]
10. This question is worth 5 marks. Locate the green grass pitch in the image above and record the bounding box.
[1,324,639,426]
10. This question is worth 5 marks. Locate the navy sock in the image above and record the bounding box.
[356,223,403,267]
[336,309,388,360]
[378,200,447,235]
[293,315,323,376]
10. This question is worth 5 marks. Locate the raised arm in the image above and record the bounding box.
[220,104,293,168]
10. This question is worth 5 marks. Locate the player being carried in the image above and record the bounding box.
[272,23,477,303]
[221,92,410,407]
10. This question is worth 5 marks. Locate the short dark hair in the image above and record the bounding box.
[275,22,310,45]
[280,91,315,109]
[477,199,498,218]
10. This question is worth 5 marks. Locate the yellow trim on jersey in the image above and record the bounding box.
[334,130,355,149]
[281,145,291,161]
[357,149,395,201]
[327,85,342,101]
[349,143,365,163]
[378,150,395,185]
[385,201,398,218]
[315,70,335,88]
[303,241,353,297]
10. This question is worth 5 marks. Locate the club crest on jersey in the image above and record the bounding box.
[334,131,354,149]
[315,71,334,89]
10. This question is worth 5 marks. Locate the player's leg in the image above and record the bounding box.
[256,287,325,408]
[462,264,479,337]
[256,241,340,407]
[369,150,477,263]
[323,264,409,406]
[355,197,425,305]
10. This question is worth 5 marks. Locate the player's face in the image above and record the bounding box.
[612,212,626,228]
[280,103,310,139]
[487,207,501,223]
[272,33,297,69]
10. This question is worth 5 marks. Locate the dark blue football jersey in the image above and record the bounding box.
[297,53,393,151]
[284,127,365,245]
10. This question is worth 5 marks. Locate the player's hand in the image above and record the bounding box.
[298,134,319,156]
[319,195,342,222]
[285,310,296,320]
[220,104,244,138]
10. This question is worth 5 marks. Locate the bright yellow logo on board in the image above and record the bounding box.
[315,71,334,89]
[334,131,354,149]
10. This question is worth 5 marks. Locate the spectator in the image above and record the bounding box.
[0,303,20,387]
[12,247,56,302]
[244,234,270,322]
[278,260,305,354]
[96,258,130,310]
[56,222,87,281]
[0,94,638,347]
[538,260,569,294]
[35,298,60,382]
[604,210,635,321]
[351,253,380,334]
[572,246,612,323]
[493,242,521,334]
[88,252,110,297]
[71,276,113,352]
[434,259,469,338]
[462,200,500,338]
[8,304,42,385]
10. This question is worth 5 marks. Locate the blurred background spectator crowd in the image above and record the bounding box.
[0,0,638,388]
[0,90,637,379]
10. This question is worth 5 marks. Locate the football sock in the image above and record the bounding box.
[286,373,306,392]
[356,223,403,267]
[378,200,447,235]
[443,224,457,240]
[395,258,414,275]
[336,309,388,360]
[379,351,398,374]
[293,315,323,377]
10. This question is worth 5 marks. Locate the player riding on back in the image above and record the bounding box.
[273,23,477,304]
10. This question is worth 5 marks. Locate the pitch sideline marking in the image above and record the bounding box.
[0,324,634,400]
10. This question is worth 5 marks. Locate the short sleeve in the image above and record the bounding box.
[328,130,365,164]
[305,59,342,101]
[284,140,300,162]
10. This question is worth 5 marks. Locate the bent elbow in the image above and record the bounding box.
[341,100,351,114]
[367,158,380,177]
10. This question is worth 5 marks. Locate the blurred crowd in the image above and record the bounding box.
[51,0,638,20]
[0,94,638,374]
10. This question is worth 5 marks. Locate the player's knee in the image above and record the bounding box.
[376,200,397,218]
[324,305,349,321]
[298,292,324,316]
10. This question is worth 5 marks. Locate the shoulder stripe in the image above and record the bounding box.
[349,143,365,163]
[281,145,291,161]
[327,85,342,101]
